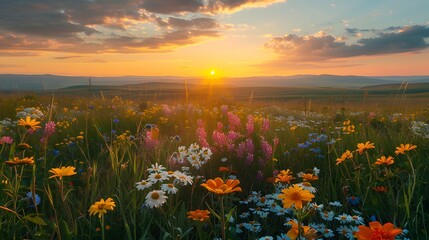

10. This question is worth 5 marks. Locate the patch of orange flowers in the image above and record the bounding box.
[375,156,394,166]
[200,177,242,195]
[275,169,295,184]
[356,141,375,155]
[394,144,417,155]
[187,209,210,221]
[356,221,402,240]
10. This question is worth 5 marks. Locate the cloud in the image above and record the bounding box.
[1,0,265,54]
[0,52,40,57]
[53,56,85,60]
[265,25,429,61]
[204,0,286,14]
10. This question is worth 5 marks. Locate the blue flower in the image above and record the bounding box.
[113,118,119,124]
[347,196,361,206]
[26,192,41,207]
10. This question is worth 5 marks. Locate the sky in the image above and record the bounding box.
[1,0,429,77]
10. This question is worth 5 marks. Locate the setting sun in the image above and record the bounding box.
[210,70,216,75]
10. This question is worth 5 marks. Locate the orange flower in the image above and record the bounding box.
[286,220,312,240]
[275,169,295,184]
[301,173,318,181]
[200,177,242,195]
[372,186,388,193]
[336,150,353,165]
[187,209,210,221]
[17,116,41,131]
[4,157,34,166]
[375,156,394,165]
[278,184,315,209]
[356,141,375,154]
[394,144,417,155]
[218,167,230,172]
[88,197,116,218]
[356,221,402,240]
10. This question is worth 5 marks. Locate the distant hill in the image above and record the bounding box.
[361,82,429,94]
[1,74,429,91]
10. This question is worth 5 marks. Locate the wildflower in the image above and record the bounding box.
[323,228,334,238]
[394,144,417,155]
[372,186,388,193]
[147,163,166,173]
[135,180,153,190]
[201,177,242,195]
[296,182,317,193]
[148,171,169,183]
[351,215,364,225]
[26,192,41,207]
[356,141,375,154]
[300,173,318,181]
[320,211,335,221]
[4,157,34,166]
[219,166,230,172]
[347,196,361,206]
[17,116,41,131]
[161,183,179,194]
[275,169,295,184]
[356,221,402,240]
[375,156,394,165]
[336,150,353,165]
[336,213,353,224]
[88,197,116,218]
[0,136,13,145]
[329,201,343,207]
[173,171,193,186]
[278,184,315,209]
[187,209,210,221]
[286,220,311,240]
[48,166,77,180]
[145,190,168,208]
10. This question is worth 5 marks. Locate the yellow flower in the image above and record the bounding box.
[17,116,41,131]
[375,156,394,165]
[356,141,375,154]
[49,166,76,180]
[201,177,242,195]
[187,209,210,222]
[336,150,353,165]
[278,184,315,209]
[394,144,417,155]
[88,197,116,218]
[4,157,34,166]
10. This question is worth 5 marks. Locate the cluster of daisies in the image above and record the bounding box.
[174,143,213,169]
[135,163,194,208]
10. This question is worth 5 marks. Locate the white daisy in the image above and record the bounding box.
[135,179,153,190]
[161,183,178,194]
[145,190,168,208]
[148,171,169,183]
[200,147,212,160]
[173,171,193,185]
[147,163,166,173]
[189,143,200,152]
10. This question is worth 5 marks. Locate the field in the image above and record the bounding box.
[1,85,428,239]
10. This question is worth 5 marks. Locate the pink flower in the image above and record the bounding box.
[261,118,270,133]
[0,136,14,145]
[196,119,209,148]
[227,112,241,131]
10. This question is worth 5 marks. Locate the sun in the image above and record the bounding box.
[210,70,216,75]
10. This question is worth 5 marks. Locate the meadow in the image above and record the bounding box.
[0,87,428,240]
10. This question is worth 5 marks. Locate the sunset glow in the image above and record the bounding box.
[0,1,428,77]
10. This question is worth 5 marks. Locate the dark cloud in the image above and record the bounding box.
[0,0,280,53]
[265,25,429,61]
[141,0,204,14]
[154,17,219,29]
